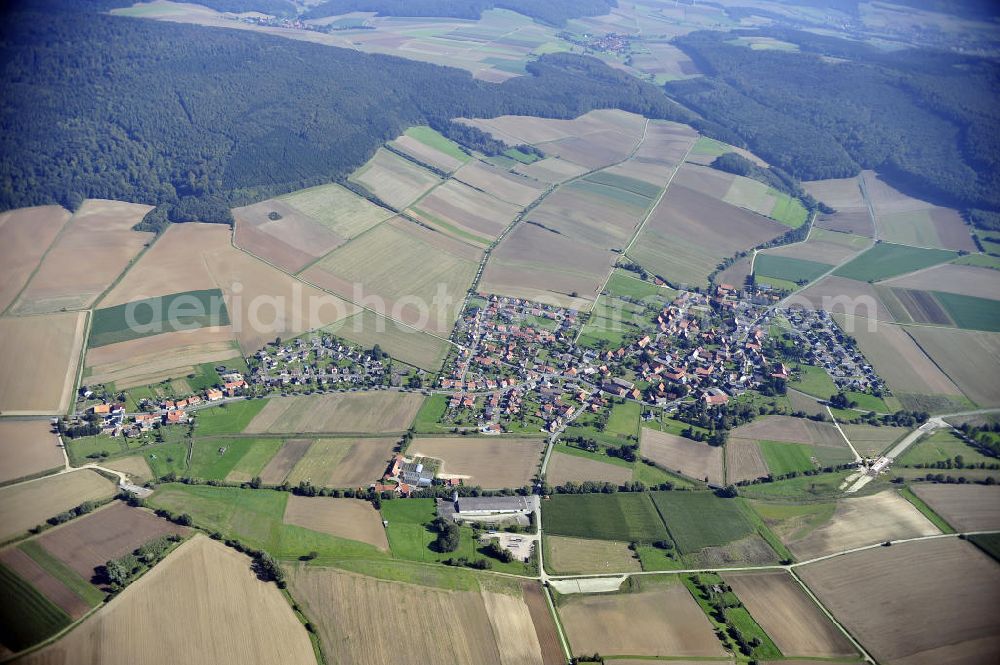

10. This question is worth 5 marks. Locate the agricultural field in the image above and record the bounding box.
[0,311,87,414]
[759,440,821,475]
[324,308,450,370]
[542,492,669,543]
[0,470,117,543]
[0,205,71,313]
[840,424,908,458]
[390,127,469,174]
[88,289,229,348]
[233,198,345,274]
[192,399,268,436]
[20,535,316,665]
[545,535,640,575]
[284,437,397,488]
[349,148,443,210]
[33,502,188,589]
[102,455,154,485]
[833,242,957,282]
[782,491,939,560]
[289,564,545,665]
[546,448,634,487]
[454,159,548,207]
[282,495,389,551]
[754,254,831,284]
[640,428,723,485]
[674,163,808,227]
[408,436,544,489]
[793,274,896,321]
[302,216,480,334]
[765,227,872,265]
[904,326,1000,407]
[259,439,312,485]
[0,419,64,485]
[278,182,394,239]
[629,184,786,287]
[11,200,153,315]
[407,179,520,247]
[557,577,726,659]
[861,171,975,251]
[732,416,844,447]
[724,438,770,484]
[0,556,74,654]
[882,263,1000,301]
[798,538,1000,665]
[186,437,278,482]
[651,493,777,564]
[722,571,857,658]
[896,429,993,468]
[244,391,424,434]
[513,156,588,184]
[910,484,1000,532]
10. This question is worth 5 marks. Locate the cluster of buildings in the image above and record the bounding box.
[248,335,397,392]
[374,454,461,497]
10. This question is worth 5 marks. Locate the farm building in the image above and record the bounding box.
[399,462,434,487]
[454,495,534,517]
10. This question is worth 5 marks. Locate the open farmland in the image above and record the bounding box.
[911,484,1000,532]
[730,416,846,447]
[258,439,312,485]
[0,205,70,313]
[89,289,229,348]
[725,439,770,484]
[279,182,393,239]
[542,493,668,543]
[245,391,423,434]
[792,275,896,321]
[651,493,775,564]
[834,242,957,282]
[290,565,544,665]
[407,179,520,247]
[881,263,1000,301]
[283,495,388,551]
[754,254,831,284]
[284,437,397,488]
[723,571,856,658]
[462,110,645,156]
[0,558,72,654]
[409,437,544,489]
[2,543,94,623]
[904,327,1000,406]
[514,156,588,184]
[802,174,871,235]
[840,424,907,458]
[674,164,807,227]
[0,311,86,414]
[324,308,450,370]
[783,491,939,560]
[640,428,723,485]
[862,171,975,251]
[21,536,316,665]
[0,470,116,542]
[798,538,1000,665]
[35,502,188,587]
[545,535,640,575]
[233,199,345,273]
[558,579,726,659]
[11,200,153,315]
[629,184,786,287]
[453,160,547,207]
[546,449,634,487]
[303,216,480,334]
[0,420,64,484]
[390,126,468,173]
[349,148,443,210]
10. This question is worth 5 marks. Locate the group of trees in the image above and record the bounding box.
[102,534,182,590]
[430,516,461,552]
[667,28,1000,220]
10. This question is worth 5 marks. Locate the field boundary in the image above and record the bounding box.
[788,567,875,664]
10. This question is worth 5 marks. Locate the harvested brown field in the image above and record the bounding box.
[886,288,953,325]
[785,491,939,560]
[100,223,357,352]
[408,179,520,245]
[558,580,726,658]
[723,571,856,658]
[840,424,907,458]
[390,135,465,173]
[0,419,64,484]
[546,535,640,575]
[279,183,393,239]
[0,311,87,414]
[454,160,547,207]
[409,436,544,489]
[0,470,116,542]
[803,176,866,210]
[285,437,396,488]
[350,148,443,210]
[640,428,723,485]
[862,171,976,251]
[84,326,242,388]
[672,163,736,199]
[289,565,541,665]
[816,210,875,236]
[462,110,645,148]
[716,256,752,290]
[482,586,546,665]
[521,581,566,665]
[513,157,588,184]
[102,455,153,485]
[36,502,187,586]
[763,229,871,265]
[21,535,317,665]
[283,496,388,550]
[730,416,845,447]
[798,538,1000,665]
[725,439,769,484]
[546,450,633,487]
[905,327,1000,407]
[633,120,697,168]
[882,263,1000,301]
[791,275,895,321]
[787,389,829,418]
[246,391,424,435]
[628,184,786,287]
[0,205,71,312]
[530,182,646,248]
[835,315,962,398]
[233,199,344,273]
[12,200,153,314]
[911,484,1000,532]
[259,439,312,485]
[541,129,643,170]
[0,547,91,618]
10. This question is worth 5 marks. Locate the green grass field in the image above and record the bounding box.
[503,147,540,164]
[193,399,267,435]
[142,442,189,479]
[0,563,71,652]
[844,391,889,412]
[19,541,105,607]
[759,440,816,476]
[790,364,838,399]
[834,242,957,282]
[606,400,640,439]
[897,429,992,467]
[768,192,809,228]
[604,269,667,301]
[737,470,853,501]
[412,393,448,433]
[188,438,282,481]
[404,126,468,162]
[542,493,669,543]
[148,484,381,561]
[755,254,831,283]
[931,291,1000,332]
[89,289,229,348]
[651,493,757,553]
